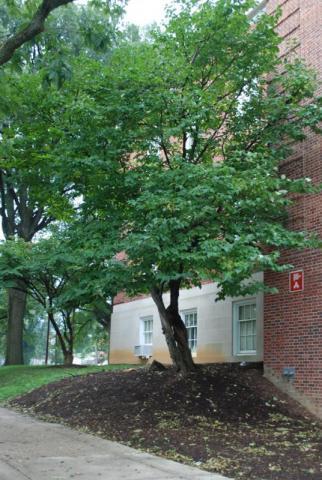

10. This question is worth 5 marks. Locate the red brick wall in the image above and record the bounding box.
[114,291,148,305]
[264,0,322,416]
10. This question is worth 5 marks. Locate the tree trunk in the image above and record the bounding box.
[45,316,50,365]
[0,175,55,367]
[48,310,70,365]
[63,310,74,366]
[151,281,196,375]
[104,304,112,365]
[93,299,112,364]
[63,351,73,366]
[5,288,27,365]
[164,307,196,373]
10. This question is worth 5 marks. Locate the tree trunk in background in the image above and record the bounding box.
[0,175,54,366]
[48,310,69,365]
[63,351,73,366]
[45,317,50,365]
[5,288,27,365]
[93,299,113,364]
[151,281,196,375]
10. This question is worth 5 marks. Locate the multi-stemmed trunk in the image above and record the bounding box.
[151,280,196,375]
[5,288,27,365]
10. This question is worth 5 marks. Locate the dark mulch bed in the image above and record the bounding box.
[10,364,322,480]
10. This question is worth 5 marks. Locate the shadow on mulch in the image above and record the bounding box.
[10,363,322,480]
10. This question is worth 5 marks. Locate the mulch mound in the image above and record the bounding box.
[10,364,322,480]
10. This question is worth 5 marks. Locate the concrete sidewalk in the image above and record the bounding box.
[0,407,230,480]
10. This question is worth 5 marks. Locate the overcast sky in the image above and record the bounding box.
[124,0,168,26]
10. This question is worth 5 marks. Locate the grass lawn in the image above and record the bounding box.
[0,364,132,404]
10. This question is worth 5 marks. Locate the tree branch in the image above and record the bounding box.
[0,0,74,66]
[150,287,166,317]
[194,85,245,163]
[0,170,10,238]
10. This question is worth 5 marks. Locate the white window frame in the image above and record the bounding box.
[181,309,198,355]
[233,299,257,356]
[140,316,153,346]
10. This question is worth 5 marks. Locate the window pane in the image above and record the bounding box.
[185,313,197,327]
[143,317,153,345]
[240,336,246,351]
[240,322,247,336]
[246,321,252,336]
[237,303,256,353]
[183,311,197,352]
[251,320,256,335]
[145,332,152,345]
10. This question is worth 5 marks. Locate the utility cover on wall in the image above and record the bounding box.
[283,367,296,381]
[289,270,304,293]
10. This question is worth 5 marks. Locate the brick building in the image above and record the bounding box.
[110,0,322,418]
[263,0,322,418]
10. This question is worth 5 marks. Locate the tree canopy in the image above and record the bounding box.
[0,224,115,364]
[0,0,321,371]
[0,0,125,364]
[74,0,322,372]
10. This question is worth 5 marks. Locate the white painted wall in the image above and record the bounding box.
[110,274,264,365]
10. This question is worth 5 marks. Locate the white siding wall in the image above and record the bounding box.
[110,273,264,365]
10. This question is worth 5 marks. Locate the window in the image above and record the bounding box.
[141,316,153,345]
[182,310,197,353]
[233,301,257,355]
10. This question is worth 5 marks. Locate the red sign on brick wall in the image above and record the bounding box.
[289,270,304,292]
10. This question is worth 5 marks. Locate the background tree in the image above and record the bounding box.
[0,0,125,364]
[0,0,126,67]
[0,67,77,364]
[0,225,115,365]
[80,0,322,373]
[0,289,7,362]
[73,310,109,363]
[22,300,48,364]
